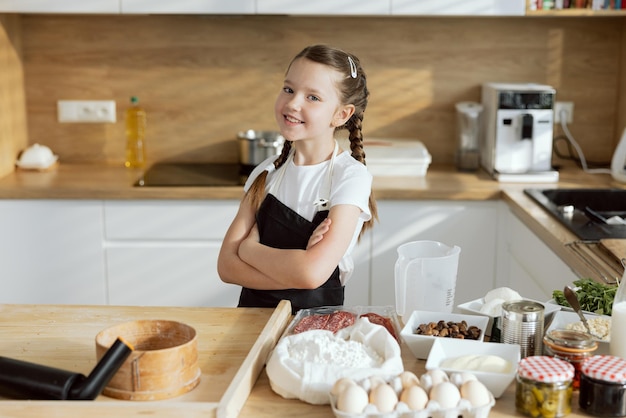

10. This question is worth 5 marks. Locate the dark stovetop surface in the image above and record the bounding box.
[134,163,247,187]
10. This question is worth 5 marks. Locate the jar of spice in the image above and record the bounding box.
[579,355,626,417]
[543,329,598,390]
[516,356,574,418]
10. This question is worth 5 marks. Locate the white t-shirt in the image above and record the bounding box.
[244,150,372,285]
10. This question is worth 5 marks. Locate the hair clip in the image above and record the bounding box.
[347,56,357,79]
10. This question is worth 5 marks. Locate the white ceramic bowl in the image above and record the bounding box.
[400,310,490,360]
[457,297,561,332]
[425,337,520,398]
[545,310,611,355]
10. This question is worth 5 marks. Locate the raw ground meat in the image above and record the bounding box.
[323,311,356,332]
[292,314,330,334]
[292,311,356,334]
[360,312,398,340]
[292,310,396,338]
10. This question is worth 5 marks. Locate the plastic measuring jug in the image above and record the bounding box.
[394,240,461,318]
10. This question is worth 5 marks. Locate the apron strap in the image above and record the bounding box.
[313,141,338,210]
[269,141,338,212]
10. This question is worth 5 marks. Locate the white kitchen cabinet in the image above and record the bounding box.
[370,200,499,309]
[121,0,255,14]
[103,199,371,307]
[0,200,107,304]
[0,0,120,13]
[257,0,390,15]
[495,202,578,301]
[391,0,525,15]
[103,200,242,307]
[343,228,371,307]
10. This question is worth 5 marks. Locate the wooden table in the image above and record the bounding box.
[0,303,291,418]
[241,345,595,418]
[0,304,592,418]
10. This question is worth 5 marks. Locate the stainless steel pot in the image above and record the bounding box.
[237,130,285,167]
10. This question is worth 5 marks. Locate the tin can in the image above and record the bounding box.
[516,356,574,418]
[579,355,626,416]
[543,329,597,390]
[502,300,544,358]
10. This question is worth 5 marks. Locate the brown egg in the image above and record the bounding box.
[369,383,398,413]
[400,385,429,410]
[399,371,420,389]
[331,377,356,398]
[337,384,369,413]
[460,379,492,407]
[429,381,461,409]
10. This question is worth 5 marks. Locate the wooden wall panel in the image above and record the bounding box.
[17,15,626,167]
[0,15,27,177]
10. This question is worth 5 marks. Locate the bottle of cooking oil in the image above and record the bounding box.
[125,96,146,168]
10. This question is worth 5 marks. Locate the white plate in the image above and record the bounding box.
[545,298,598,315]
[457,297,561,332]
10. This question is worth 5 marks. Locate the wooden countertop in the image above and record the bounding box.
[0,162,620,200]
[0,303,595,418]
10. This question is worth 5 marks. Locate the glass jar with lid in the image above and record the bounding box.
[516,355,574,418]
[543,328,598,390]
[579,355,626,417]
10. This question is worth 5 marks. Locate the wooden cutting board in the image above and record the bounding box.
[0,301,292,418]
[600,239,626,266]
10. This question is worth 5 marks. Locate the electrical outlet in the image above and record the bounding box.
[554,101,574,124]
[57,100,116,123]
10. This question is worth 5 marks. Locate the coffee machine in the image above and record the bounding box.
[481,82,559,182]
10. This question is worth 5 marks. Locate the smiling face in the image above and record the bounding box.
[274,57,354,145]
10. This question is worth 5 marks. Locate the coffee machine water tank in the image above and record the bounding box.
[481,83,556,178]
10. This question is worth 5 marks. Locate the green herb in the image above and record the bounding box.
[552,278,617,316]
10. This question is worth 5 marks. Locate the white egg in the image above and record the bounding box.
[420,369,448,392]
[450,371,478,387]
[336,384,369,413]
[331,377,356,397]
[369,383,398,413]
[460,379,492,407]
[429,381,461,409]
[400,385,429,410]
[368,375,387,391]
[399,371,420,389]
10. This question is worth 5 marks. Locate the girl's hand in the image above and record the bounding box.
[307,218,331,250]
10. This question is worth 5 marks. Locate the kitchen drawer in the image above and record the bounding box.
[0,200,106,304]
[106,245,240,307]
[104,200,239,240]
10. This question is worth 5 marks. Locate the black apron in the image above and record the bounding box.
[237,144,344,314]
[237,194,343,314]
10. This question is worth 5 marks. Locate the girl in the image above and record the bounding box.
[217,44,377,313]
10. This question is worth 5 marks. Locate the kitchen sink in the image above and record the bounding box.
[524,188,626,240]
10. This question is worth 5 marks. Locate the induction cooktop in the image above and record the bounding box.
[134,162,246,187]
